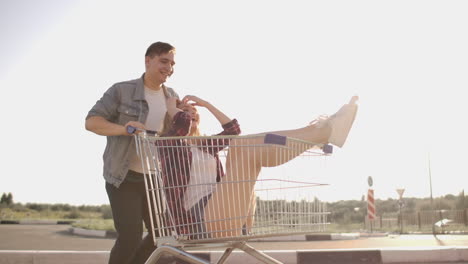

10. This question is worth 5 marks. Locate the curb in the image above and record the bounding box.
[68,227,383,241]
[69,227,117,239]
[0,220,74,225]
[248,233,365,241]
[1,220,383,241]
[380,246,468,263]
[1,247,468,264]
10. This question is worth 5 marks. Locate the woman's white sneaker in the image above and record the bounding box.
[328,96,359,148]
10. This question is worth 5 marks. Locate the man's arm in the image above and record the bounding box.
[85,116,145,136]
[85,83,147,136]
[85,116,126,136]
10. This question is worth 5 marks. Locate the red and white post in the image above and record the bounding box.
[367,188,376,231]
[366,176,376,231]
[367,189,376,220]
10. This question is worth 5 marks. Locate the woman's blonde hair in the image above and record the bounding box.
[159,105,201,137]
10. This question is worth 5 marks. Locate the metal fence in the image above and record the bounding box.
[365,209,468,231]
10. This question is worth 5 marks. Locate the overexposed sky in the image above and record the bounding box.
[1,0,467,205]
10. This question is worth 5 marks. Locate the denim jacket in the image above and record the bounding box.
[86,74,178,187]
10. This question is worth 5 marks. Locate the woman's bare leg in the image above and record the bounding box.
[253,123,331,167]
[205,96,358,238]
[204,142,261,238]
[244,191,256,234]
[204,123,331,237]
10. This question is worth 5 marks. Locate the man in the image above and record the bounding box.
[85,41,178,264]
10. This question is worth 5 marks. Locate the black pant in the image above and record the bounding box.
[106,170,158,264]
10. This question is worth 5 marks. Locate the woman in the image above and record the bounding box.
[157,95,358,239]
[157,95,241,238]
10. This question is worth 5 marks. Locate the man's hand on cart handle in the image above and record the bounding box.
[126,122,157,135]
[125,121,146,135]
[126,125,139,134]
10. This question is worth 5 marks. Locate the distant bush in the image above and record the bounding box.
[26,203,49,211]
[64,209,82,219]
[1,191,465,225]
[78,205,101,212]
[10,203,27,212]
[50,204,71,211]
[100,205,113,219]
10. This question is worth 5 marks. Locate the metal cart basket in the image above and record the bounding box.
[133,132,332,264]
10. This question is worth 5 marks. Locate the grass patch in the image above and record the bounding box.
[325,222,366,233]
[0,207,102,221]
[72,219,115,232]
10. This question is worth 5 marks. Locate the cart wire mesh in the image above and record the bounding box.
[134,132,331,247]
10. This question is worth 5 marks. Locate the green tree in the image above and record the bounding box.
[404,198,416,212]
[456,190,466,209]
[0,193,13,205]
[434,198,452,210]
[445,194,456,200]
[375,198,397,214]
[0,193,6,204]
[6,193,13,205]
[418,201,433,211]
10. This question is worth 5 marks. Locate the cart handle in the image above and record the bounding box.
[126,125,157,135]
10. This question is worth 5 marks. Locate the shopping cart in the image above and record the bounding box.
[132,130,332,264]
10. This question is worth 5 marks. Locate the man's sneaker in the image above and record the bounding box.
[327,96,359,147]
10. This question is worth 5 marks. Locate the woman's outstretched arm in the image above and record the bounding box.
[182,95,232,126]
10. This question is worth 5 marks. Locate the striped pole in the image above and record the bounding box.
[367,189,376,220]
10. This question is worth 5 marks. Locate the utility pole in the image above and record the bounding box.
[428,153,433,207]
[396,188,405,234]
[428,152,435,234]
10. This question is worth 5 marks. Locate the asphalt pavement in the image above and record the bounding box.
[1,224,468,263]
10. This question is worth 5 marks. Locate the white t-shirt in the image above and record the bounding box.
[143,86,167,133]
[128,86,167,173]
[183,146,218,210]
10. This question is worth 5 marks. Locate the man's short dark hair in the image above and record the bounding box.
[145,42,176,57]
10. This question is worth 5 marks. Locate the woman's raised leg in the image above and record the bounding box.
[204,96,358,238]
[203,122,331,237]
